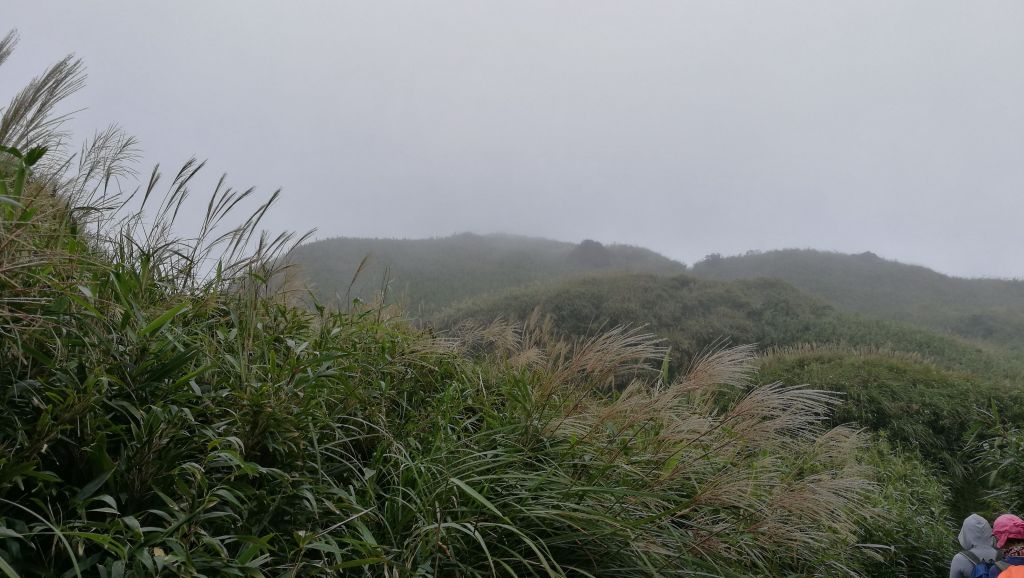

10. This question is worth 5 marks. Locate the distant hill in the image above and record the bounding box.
[692,249,1024,350]
[286,233,685,314]
[289,236,1024,354]
[439,272,1024,382]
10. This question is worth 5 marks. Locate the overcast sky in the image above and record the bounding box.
[5,1,1024,278]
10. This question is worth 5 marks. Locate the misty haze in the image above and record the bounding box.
[3,2,1024,577]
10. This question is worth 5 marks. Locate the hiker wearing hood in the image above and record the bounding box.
[950,514,998,578]
[990,514,1024,577]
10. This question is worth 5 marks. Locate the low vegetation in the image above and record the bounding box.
[440,273,1024,382]
[759,347,1024,515]
[0,139,902,574]
[4,29,1024,577]
[441,272,1024,555]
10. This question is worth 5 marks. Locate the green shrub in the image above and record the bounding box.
[853,442,954,577]
[758,347,1024,517]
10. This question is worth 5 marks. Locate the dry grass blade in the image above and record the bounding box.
[0,30,16,68]
[544,325,665,391]
[678,341,759,392]
[761,342,930,367]
[725,382,841,443]
[0,53,85,151]
[344,253,372,308]
[62,125,140,207]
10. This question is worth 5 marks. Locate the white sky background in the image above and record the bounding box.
[4,1,1024,278]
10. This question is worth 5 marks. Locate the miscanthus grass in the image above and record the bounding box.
[0,30,888,577]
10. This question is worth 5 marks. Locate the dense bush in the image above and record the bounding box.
[440,273,1024,382]
[976,419,1024,517]
[439,274,832,370]
[759,349,1022,468]
[693,248,1024,353]
[758,347,1024,517]
[441,270,1014,568]
[856,443,954,577]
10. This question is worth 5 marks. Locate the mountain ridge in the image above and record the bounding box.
[286,232,686,313]
[287,234,1024,351]
[691,248,1024,350]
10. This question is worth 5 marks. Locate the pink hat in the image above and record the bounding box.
[993,514,1024,548]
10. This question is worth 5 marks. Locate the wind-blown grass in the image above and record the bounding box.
[0,30,930,577]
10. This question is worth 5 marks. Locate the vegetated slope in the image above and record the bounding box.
[1,34,954,577]
[692,248,1024,351]
[9,29,1018,578]
[286,233,685,314]
[0,151,928,578]
[439,272,1024,382]
[441,272,1024,528]
[759,347,1024,515]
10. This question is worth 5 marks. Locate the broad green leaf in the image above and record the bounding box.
[140,303,189,336]
[451,477,507,521]
[74,469,114,504]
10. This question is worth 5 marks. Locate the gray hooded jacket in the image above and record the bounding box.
[950,514,999,578]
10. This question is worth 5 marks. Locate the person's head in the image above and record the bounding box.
[960,513,995,550]
[993,514,1024,549]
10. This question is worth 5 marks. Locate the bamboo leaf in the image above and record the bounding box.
[140,303,189,336]
[451,477,507,522]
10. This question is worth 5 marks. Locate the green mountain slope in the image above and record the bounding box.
[440,272,1024,382]
[692,249,1024,350]
[441,272,1024,521]
[287,234,685,314]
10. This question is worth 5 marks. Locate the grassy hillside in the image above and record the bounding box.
[0,35,966,577]
[759,347,1024,512]
[286,234,685,314]
[692,249,1024,350]
[0,146,937,577]
[440,272,1024,382]
[442,272,1024,524]
[292,241,1024,356]
[441,274,825,367]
